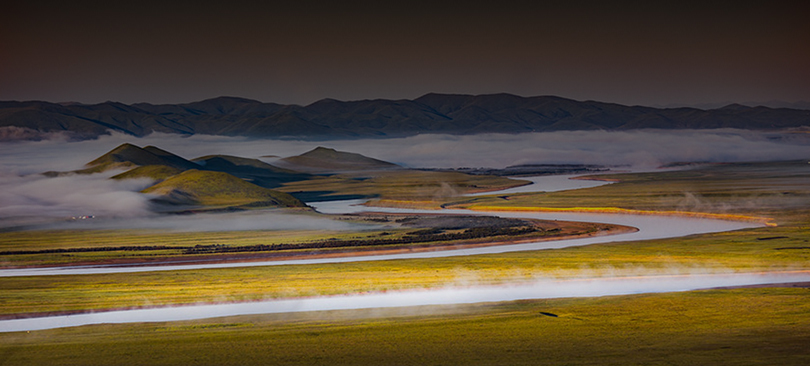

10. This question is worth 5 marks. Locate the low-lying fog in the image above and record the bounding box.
[1,129,807,230]
[2,270,809,332]
[3,129,809,174]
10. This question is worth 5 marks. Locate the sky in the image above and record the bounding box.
[2,1,809,107]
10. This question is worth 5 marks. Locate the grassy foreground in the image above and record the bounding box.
[1,224,808,317]
[1,288,809,365]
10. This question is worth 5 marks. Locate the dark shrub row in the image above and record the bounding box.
[0,245,175,255]
[183,226,540,254]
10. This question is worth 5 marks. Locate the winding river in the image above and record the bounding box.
[3,174,806,332]
[0,175,752,278]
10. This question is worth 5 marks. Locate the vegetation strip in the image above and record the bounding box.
[0,245,176,256]
[1,289,809,365]
[467,206,777,225]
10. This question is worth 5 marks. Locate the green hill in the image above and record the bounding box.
[192,155,310,188]
[194,155,297,173]
[80,143,199,174]
[280,147,400,173]
[110,165,184,181]
[141,169,306,208]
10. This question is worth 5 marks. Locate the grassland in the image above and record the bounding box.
[1,160,809,364]
[1,223,808,317]
[2,161,809,317]
[437,160,810,225]
[0,225,374,267]
[278,169,529,200]
[1,288,808,365]
[0,212,613,267]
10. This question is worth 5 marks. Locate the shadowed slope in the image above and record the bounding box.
[142,170,306,208]
[280,147,400,173]
[192,155,311,188]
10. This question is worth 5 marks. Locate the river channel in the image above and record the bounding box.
[3,174,803,332]
[0,174,753,277]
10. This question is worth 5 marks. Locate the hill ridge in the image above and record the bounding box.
[280,147,400,173]
[3,94,809,139]
[83,143,200,173]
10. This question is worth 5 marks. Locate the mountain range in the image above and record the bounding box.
[3,93,809,140]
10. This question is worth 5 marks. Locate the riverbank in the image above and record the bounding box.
[0,213,633,272]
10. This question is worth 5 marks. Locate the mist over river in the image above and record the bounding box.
[1,173,789,332]
[2,271,809,333]
[0,175,757,277]
[0,142,800,332]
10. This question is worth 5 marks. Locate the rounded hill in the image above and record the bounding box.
[142,170,306,208]
[280,147,400,173]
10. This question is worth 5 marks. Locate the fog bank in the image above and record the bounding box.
[0,171,154,228]
[2,129,808,174]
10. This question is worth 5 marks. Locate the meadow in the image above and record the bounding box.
[1,288,808,365]
[443,160,810,225]
[0,212,612,268]
[1,223,807,317]
[1,160,809,364]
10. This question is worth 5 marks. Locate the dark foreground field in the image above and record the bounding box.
[1,288,808,365]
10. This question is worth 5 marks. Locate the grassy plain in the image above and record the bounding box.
[440,160,810,225]
[277,169,529,200]
[1,161,809,316]
[1,224,808,317]
[0,226,392,267]
[1,288,808,365]
[0,213,609,267]
[1,160,809,364]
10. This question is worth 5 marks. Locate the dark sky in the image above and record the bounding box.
[2,0,808,106]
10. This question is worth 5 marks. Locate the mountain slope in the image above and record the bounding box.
[192,155,311,188]
[110,165,184,181]
[279,147,400,173]
[81,143,200,173]
[141,170,306,207]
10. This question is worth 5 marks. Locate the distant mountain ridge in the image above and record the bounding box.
[2,93,809,139]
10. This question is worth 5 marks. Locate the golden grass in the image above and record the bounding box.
[468,205,777,225]
[1,288,809,365]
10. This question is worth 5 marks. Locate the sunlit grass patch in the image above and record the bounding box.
[1,288,808,365]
